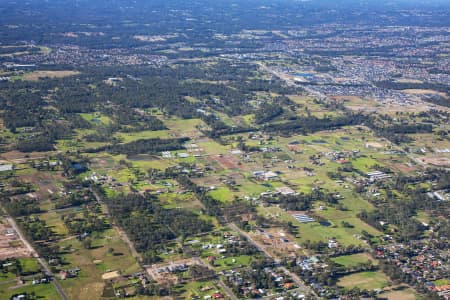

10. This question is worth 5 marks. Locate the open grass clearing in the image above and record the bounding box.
[79,112,111,125]
[331,253,378,267]
[337,271,390,290]
[19,258,42,274]
[163,117,205,138]
[433,278,450,286]
[213,255,254,271]
[59,227,141,300]
[260,204,379,246]
[39,210,69,236]
[0,281,60,300]
[179,280,224,299]
[208,186,235,203]
[22,70,80,81]
[114,130,171,143]
[378,288,418,300]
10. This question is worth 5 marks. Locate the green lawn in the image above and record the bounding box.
[19,258,41,275]
[351,156,381,173]
[114,130,170,142]
[59,227,141,300]
[0,281,60,300]
[337,271,390,290]
[208,187,235,203]
[213,255,254,271]
[433,278,450,286]
[331,253,378,267]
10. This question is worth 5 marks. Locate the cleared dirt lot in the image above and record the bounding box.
[420,156,450,167]
[22,70,80,81]
[146,258,199,285]
[0,217,33,259]
[249,228,301,259]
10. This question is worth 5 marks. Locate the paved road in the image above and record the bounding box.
[259,63,435,172]
[228,223,316,298]
[6,216,68,300]
[217,278,239,300]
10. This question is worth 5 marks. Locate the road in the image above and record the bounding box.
[90,189,142,261]
[228,223,317,298]
[217,278,239,300]
[259,63,431,171]
[191,256,238,300]
[5,215,68,300]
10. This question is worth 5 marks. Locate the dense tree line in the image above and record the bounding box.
[254,102,284,124]
[264,112,365,135]
[90,137,189,156]
[106,192,212,263]
[264,189,339,211]
[1,197,41,217]
[375,80,449,107]
[63,206,109,235]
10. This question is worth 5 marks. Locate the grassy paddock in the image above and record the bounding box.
[331,253,377,267]
[22,70,80,81]
[337,271,390,290]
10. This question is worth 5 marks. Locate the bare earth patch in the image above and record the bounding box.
[0,150,57,163]
[403,89,447,97]
[22,70,80,81]
[365,142,386,149]
[0,218,32,259]
[379,289,417,300]
[420,156,450,167]
[101,271,120,280]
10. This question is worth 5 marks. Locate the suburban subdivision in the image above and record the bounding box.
[0,1,449,299]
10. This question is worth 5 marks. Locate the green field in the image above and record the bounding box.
[208,186,235,202]
[80,112,111,125]
[19,258,41,275]
[59,227,142,300]
[337,271,390,290]
[331,253,377,267]
[433,278,450,286]
[0,281,60,300]
[114,130,170,142]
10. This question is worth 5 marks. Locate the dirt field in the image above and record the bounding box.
[379,286,417,300]
[0,218,32,259]
[249,228,301,259]
[420,156,450,167]
[334,94,449,114]
[192,175,224,187]
[19,172,64,199]
[101,270,121,280]
[365,142,386,149]
[403,89,447,97]
[212,155,240,170]
[0,151,51,162]
[22,70,80,81]
[146,258,199,285]
[389,163,418,173]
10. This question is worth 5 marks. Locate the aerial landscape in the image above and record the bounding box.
[0,0,449,299]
